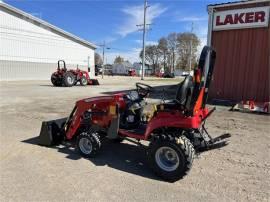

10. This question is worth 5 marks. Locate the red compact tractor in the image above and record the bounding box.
[39,46,230,182]
[51,60,99,87]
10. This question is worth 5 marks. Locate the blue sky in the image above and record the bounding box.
[4,0,233,63]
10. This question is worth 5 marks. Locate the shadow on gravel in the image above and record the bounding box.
[22,137,160,181]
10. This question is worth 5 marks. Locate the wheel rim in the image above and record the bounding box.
[155,146,179,172]
[67,76,73,84]
[79,137,92,154]
[82,78,87,85]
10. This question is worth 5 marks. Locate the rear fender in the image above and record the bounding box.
[143,111,203,140]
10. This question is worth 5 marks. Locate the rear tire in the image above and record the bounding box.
[51,74,61,86]
[148,135,195,182]
[76,132,101,158]
[63,72,75,87]
[80,76,88,86]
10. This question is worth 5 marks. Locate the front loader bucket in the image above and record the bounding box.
[39,118,67,146]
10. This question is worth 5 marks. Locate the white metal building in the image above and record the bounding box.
[112,61,133,75]
[0,2,97,80]
[133,62,152,76]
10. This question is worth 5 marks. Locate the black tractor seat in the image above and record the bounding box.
[159,75,194,111]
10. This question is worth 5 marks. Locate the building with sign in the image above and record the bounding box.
[207,0,269,102]
[0,1,96,80]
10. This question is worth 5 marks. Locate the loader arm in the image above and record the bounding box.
[65,96,120,140]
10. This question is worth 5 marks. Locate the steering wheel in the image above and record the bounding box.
[136,82,153,98]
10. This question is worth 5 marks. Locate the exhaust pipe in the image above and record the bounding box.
[39,118,67,146]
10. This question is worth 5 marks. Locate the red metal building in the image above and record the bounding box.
[207,0,270,102]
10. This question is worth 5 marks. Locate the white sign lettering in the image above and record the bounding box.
[213,6,270,31]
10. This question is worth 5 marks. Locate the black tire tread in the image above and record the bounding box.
[76,132,101,158]
[80,76,88,86]
[63,72,74,87]
[148,134,195,182]
[51,74,61,86]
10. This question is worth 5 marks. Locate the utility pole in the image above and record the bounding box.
[136,0,149,80]
[189,22,194,73]
[99,41,110,79]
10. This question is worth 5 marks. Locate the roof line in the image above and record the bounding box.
[0,1,97,49]
[208,0,270,9]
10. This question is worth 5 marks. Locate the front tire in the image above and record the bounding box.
[63,72,75,87]
[148,135,195,182]
[80,76,88,86]
[76,132,101,158]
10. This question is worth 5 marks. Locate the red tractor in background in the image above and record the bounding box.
[51,60,99,87]
[39,46,230,182]
[128,69,136,76]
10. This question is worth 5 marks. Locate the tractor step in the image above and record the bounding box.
[199,124,231,151]
[205,133,231,150]
[210,133,231,144]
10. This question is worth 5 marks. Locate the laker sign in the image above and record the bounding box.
[213,6,270,31]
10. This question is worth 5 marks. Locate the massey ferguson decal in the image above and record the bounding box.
[213,6,270,31]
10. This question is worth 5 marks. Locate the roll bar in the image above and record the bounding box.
[188,46,216,114]
[57,60,67,71]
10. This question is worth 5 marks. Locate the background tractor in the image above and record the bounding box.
[39,46,230,182]
[51,60,99,87]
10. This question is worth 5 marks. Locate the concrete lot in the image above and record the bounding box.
[0,76,269,201]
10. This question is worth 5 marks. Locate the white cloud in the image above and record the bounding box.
[177,16,208,22]
[104,36,118,43]
[135,39,158,46]
[97,48,141,64]
[194,25,208,56]
[117,3,167,37]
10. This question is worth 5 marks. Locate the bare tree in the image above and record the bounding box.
[95,53,103,65]
[167,32,177,72]
[158,37,169,72]
[140,45,162,74]
[176,32,200,71]
[138,31,201,73]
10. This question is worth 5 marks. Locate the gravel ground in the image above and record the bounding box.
[0,76,269,202]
